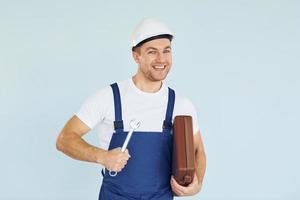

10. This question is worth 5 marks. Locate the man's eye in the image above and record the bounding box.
[148,51,156,54]
[164,50,171,53]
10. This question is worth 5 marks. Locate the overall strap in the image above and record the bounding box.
[110,83,124,133]
[163,87,175,132]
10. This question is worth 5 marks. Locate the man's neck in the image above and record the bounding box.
[132,75,162,93]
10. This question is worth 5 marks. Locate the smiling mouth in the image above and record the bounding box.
[153,65,166,70]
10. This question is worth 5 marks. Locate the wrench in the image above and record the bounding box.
[109,119,141,177]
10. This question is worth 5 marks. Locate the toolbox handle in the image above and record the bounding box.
[184,175,192,185]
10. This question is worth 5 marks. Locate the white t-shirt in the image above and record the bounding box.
[76,78,199,150]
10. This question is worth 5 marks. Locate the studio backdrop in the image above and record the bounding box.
[0,1,299,199]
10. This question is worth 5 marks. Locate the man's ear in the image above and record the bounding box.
[132,51,140,64]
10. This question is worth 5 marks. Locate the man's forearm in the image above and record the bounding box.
[56,131,107,165]
[195,148,206,186]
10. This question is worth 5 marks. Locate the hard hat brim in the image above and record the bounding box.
[132,34,173,51]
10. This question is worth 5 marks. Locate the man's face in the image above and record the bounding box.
[133,38,172,82]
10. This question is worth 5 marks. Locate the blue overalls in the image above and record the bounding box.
[98,83,175,200]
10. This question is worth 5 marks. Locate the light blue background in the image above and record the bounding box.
[1,1,299,199]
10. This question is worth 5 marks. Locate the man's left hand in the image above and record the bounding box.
[170,174,202,196]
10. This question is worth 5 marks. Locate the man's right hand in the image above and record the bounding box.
[103,148,131,172]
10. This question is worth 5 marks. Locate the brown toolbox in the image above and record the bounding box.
[172,115,195,186]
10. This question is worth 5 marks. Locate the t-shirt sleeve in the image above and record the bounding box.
[75,87,111,129]
[181,98,200,135]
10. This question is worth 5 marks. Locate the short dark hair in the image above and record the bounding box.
[132,34,173,52]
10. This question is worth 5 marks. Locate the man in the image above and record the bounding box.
[56,18,206,199]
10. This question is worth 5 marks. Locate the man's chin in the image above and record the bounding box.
[150,72,169,82]
[151,76,167,82]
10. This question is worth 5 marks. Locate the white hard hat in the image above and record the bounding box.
[131,18,174,48]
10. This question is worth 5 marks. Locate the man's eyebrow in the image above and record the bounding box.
[145,47,158,51]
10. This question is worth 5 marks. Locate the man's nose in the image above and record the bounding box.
[156,52,166,62]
